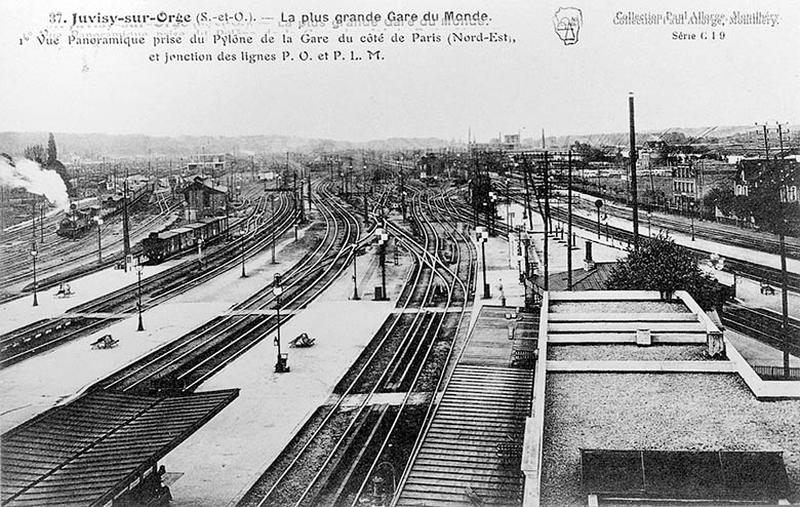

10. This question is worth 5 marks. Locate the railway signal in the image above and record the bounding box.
[595,199,603,239]
[352,239,360,301]
[30,245,38,307]
[475,226,490,299]
[273,273,290,373]
[136,262,144,332]
[238,227,247,278]
[375,226,389,300]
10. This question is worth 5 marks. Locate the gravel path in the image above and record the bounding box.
[541,373,800,506]
[547,344,711,361]
[550,300,690,313]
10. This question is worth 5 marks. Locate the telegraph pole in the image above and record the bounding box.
[629,92,640,249]
[362,163,368,218]
[522,154,533,231]
[122,171,131,272]
[775,123,790,378]
[567,150,574,290]
[543,151,550,291]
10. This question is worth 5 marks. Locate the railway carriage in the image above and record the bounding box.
[141,215,229,264]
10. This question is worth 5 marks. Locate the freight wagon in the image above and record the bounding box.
[141,215,229,264]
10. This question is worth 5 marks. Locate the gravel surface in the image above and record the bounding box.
[547,344,711,361]
[541,373,800,506]
[550,300,690,313]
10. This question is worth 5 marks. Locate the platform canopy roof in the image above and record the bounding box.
[1,389,238,507]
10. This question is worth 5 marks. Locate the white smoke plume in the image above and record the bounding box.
[0,156,70,211]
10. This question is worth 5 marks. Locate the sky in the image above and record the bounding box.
[0,0,798,142]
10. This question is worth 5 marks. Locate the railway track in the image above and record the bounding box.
[0,198,181,293]
[0,193,292,368]
[2,185,266,298]
[89,180,363,394]
[721,303,800,358]
[479,179,800,293]
[238,185,477,507]
[501,173,800,259]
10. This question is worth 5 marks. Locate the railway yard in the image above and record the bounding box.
[0,152,799,507]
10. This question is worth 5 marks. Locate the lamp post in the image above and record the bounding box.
[273,273,289,373]
[689,200,696,241]
[476,226,490,299]
[375,226,389,300]
[94,216,104,264]
[136,262,144,331]
[30,245,38,307]
[239,227,247,277]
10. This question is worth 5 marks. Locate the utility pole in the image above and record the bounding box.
[543,152,550,292]
[629,92,640,249]
[31,198,36,243]
[362,163,368,218]
[270,195,276,264]
[775,123,790,378]
[122,171,131,272]
[522,154,533,231]
[567,150,573,290]
[472,153,478,228]
[307,171,312,212]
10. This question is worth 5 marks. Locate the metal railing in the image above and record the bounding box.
[751,364,800,381]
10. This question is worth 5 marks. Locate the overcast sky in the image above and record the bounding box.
[1,0,798,142]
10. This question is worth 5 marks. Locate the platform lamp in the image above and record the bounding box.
[136,262,144,331]
[375,226,389,300]
[273,273,289,373]
[30,245,38,307]
[94,216,104,264]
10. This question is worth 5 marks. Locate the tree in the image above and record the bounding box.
[23,144,46,165]
[47,133,57,165]
[571,141,610,163]
[605,233,722,309]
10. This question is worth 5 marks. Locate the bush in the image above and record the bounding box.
[605,233,723,309]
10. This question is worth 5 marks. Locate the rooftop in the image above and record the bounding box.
[522,290,800,507]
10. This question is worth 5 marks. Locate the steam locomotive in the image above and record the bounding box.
[56,204,102,239]
[56,182,152,239]
[141,215,229,264]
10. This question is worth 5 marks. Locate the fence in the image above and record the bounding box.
[751,364,800,381]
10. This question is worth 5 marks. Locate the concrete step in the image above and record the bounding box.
[548,332,707,344]
[548,321,706,333]
[549,312,699,323]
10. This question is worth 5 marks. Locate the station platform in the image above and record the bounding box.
[1,389,238,507]
[395,305,538,507]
